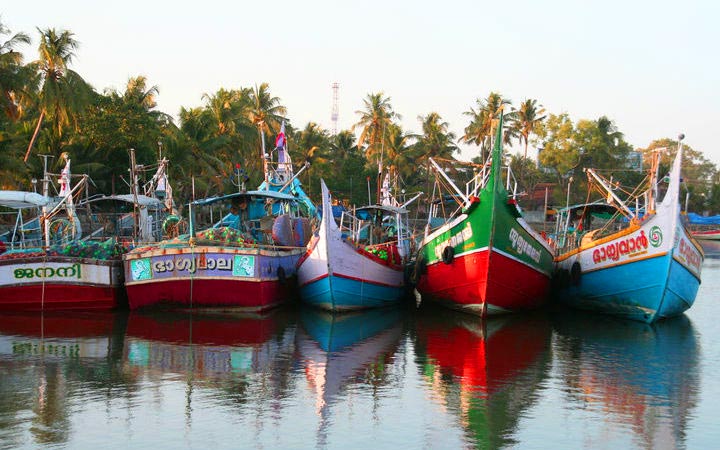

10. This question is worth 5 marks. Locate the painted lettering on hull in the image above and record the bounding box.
[509,228,541,263]
[129,254,256,281]
[676,237,702,275]
[592,231,649,264]
[13,263,82,280]
[433,222,473,260]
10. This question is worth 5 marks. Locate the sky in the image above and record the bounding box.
[3,0,718,164]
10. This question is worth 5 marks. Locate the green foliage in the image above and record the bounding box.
[66,77,171,193]
[638,137,717,214]
[511,99,546,158]
[0,21,718,218]
[353,92,399,169]
[462,92,513,162]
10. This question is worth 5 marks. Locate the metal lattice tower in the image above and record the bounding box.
[331,82,339,136]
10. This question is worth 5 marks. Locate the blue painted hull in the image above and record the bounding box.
[556,254,700,323]
[300,274,405,312]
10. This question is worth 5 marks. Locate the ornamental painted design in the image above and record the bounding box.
[649,226,663,248]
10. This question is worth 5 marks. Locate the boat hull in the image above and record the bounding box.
[692,229,720,240]
[297,181,407,311]
[416,194,554,317]
[0,256,124,311]
[417,247,550,315]
[555,216,703,323]
[300,272,405,311]
[124,245,302,311]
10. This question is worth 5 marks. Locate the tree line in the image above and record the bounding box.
[2,22,719,214]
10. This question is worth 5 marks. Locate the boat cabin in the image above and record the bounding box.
[191,190,312,247]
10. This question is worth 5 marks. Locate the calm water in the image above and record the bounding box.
[1,262,719,449]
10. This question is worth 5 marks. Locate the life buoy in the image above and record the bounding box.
[570,262,582,286]
[442,246,454,265]
[277,266,287,284]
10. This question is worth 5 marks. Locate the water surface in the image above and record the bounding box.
[1,261,719,449]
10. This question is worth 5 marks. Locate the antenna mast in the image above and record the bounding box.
[331,82,339,136]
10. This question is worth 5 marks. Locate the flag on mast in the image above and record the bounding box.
[276,121,286,164]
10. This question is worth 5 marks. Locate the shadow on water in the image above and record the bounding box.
[551,310,700,449]
[412,304,553,449]
[0,311,130,447]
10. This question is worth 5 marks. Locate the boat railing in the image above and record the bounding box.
[504,165,519,199]
[462,163,518,202]
[0,211,43,250]
[552,208,628,255]
[465,166,488,199]
[340,211,397,247]
[265,160,296,187]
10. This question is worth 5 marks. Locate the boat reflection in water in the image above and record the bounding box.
[125,308,296,379]
[552,311,700,449]
[297,307,403,446]
[0,311,129,447]
[414,306,552,449]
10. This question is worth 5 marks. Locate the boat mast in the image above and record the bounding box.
[39,154,54,247]
[648,148,661,213]
[129,148,140,243]
[259,122,269,191]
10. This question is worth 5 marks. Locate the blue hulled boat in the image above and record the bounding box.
[553,136,703,322]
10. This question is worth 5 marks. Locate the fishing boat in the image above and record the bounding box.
[414,113,554,316]
[123,123,316,311]
[686,213,720,240]
[691,229,720,240]
[552,135,703,322]
[0,151,171,311]
[297,176,420,311]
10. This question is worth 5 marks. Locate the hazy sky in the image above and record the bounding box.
[3,0,718,163]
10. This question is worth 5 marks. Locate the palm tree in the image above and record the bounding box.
[414,112,459,195]
[383,123,417,183]
[353,92,400,166]
[124,75,159,110]
[415,112,458,162]
[201,88,246,136]
[462,92,512,162]
[293,122,330,195]
[175,106,228,197]
[24,28,92,162]
[247,82,287,140]
[513,99,546,159]
[330,129,357,163]
[0,20,31,121]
